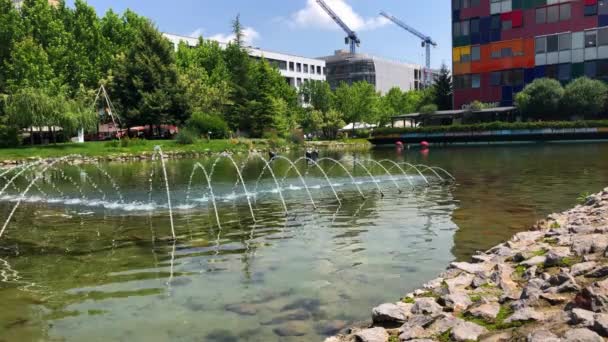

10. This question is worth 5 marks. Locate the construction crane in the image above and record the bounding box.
[380,11,437,85]
[316,0,360,54]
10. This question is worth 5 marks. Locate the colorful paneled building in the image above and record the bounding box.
[452,0,608,109]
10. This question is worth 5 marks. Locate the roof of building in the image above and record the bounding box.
[391,106,517,119]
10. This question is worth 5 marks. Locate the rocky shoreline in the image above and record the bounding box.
[328,187,608,342]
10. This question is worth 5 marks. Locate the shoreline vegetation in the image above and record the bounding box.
[0,138,371,164]
[327,187,608,342]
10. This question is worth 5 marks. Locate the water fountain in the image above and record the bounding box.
[0,148,454,241]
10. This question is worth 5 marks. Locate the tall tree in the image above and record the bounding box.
[4,37,55,92]
[333,81,379,127]
[433,63,453,110]
[0,0,24,92]
[223,15,252,131]
[110,21,187,128]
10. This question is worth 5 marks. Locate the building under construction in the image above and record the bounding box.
[320,50,433,94]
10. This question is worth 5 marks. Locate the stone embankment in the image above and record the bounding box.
[328,188,608,342]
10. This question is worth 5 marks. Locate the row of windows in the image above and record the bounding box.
[455,69,526,89]
[535,28,608,54]
[288,61,325,75]
[454,74,481,89]
[452,0,480,10]
[535,3,571,24]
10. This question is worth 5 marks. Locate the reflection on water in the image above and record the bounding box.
[1,143,608,341]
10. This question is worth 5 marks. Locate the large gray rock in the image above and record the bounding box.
[372,303,412,324]
[355,327,389,342]
[579,279,608,312]
[451,261,493,276]
[441,292,472,313]
[527,330,561,342]
[572,262,598,276]
[520,255,547,267]
[563,328,603,342]
[411,298,443,316]
[469,302,501,320]
[445,273,475,290]
[451,321,488,342]
[491,264,521,300]
[592,313,608,337]
[569,308,596,327]
[585,265,608,278]
[272,321,309,337]
[572,234,608,256]
[426,314,462,335]
[399,325,430,340]
[504,307,545,323]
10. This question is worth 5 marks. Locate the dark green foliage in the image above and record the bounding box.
[561,77,608,119]
[187,112,229,139]
[515,78,565,120]
[174,128,198,145]
[433,63,452,110]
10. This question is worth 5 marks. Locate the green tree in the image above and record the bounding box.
[4,37,55,92]
[515,78,565,120]
[433,63,452,110]
[300,80,333,113]
[561,77,608,119]
[223,15,252,131]
[110,21,187,129]
[333,81,379,128]
[0,0,24,92]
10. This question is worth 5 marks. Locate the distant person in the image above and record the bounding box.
[269,151,277,161]
[311,149,319,161]
[305,149,312,160]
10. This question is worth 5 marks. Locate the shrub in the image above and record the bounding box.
[105,140,119,148]
[187,112,229,139]
[174,128,197,145]
[561,77,608,119]
[373,120,608,136]
[289,129,304,144]
[419,104,438,115]
[0,124,20,147]
[515,78,564,120]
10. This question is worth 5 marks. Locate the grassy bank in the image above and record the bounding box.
[0,138,372,161]
[0,139,279,161]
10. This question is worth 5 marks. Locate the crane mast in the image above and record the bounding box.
[380,11,437,86]
[316,0,360,54]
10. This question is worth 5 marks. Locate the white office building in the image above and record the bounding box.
[163,33,326,90]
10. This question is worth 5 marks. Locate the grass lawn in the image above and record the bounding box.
[0,139,278,161]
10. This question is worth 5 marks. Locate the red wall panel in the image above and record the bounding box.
[501,4,598,41]
[459,0,490,19]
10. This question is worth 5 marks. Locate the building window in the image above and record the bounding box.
[598,60,608,78]
[558,33,571,51]
[303,64,309,73]
[558,64,571,81]
[502,20,512,31]
[536,8,546,24]
[453,22,461,37]
[490,15,501,30]
[586,30,597,48]
[501,47,512,57]
[585,4,598,16]
[461,20,470,36]
[461,52,471,62]
[317,65,321,74]
[323,67,326,75]
[600,0,608,15]
[585,61,597,77]
[470,18,480,34]
[453,0,460,10]
[471,46,481,61]
[296,63,302,72]
[535,36,546,54]
[546,64,558,79]
[599,27,608,46]
[513,69,524,86]
[472,74,481,88]
[547,5,559,23]
[559,3,571,21]
[289,62,294,71]
[490,71,501,86]
[547,35,559,53]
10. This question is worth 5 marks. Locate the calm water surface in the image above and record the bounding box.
[1,143,607,341]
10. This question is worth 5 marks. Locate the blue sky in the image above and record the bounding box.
[70,0,452,69]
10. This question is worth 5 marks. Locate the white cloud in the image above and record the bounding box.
[291,0,389,32]
[208,27,260,46]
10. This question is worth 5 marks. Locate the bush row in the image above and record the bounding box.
[373,120,608,136]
